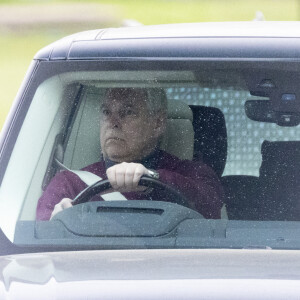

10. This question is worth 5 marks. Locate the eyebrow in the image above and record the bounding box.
[100,103,136,110]
[123,104,134,109]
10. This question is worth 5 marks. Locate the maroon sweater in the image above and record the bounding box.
[36,150,224,220]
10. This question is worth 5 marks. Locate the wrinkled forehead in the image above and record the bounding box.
[103,88,148,109]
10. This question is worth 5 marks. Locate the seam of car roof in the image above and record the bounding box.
[63,29,107,59]
[61,33,300,60]
[64,35,300,60]
[49,46,56,61]
[70,36,300,43]
[95,28,110,40]
[65,57,300,62]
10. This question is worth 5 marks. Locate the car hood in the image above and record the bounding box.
[0,249,300,299]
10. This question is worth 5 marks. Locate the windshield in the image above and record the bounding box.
[1,61,300,251]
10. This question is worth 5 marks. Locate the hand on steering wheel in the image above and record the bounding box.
[72,176,189,208]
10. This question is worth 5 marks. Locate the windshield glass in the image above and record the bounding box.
[1,61,300,251]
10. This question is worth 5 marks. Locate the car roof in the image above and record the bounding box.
[34,21,300,61]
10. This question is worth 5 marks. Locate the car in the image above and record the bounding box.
[1,21,300,299]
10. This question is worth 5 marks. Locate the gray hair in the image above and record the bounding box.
[105,87,167,115]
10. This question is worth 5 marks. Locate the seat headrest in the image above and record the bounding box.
[160,100,194,160]
[260,140,300,177]
[167,100,193,121]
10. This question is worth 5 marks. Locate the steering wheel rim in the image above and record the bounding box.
[72,176,189,208]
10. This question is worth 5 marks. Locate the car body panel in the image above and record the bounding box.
[34,22,300,61]
[1,249,300,299]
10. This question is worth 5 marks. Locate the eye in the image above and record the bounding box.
[124,108,137,117]
[126,109,133,115]
[101,109,110,116]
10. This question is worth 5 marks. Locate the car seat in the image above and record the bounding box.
[223,140,300,221]
[189,105,227,177]
[221,175,260,220]
[189,105,261,222]
[160,101,194,160]
[258,140,300,221]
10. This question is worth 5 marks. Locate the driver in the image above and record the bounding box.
[36,88,224,220]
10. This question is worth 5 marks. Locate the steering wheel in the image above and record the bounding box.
[72,176,189,208]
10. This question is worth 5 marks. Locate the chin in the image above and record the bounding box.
[106,151,129,162]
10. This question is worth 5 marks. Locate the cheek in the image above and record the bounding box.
[132,125,156,143]
[99,125,106,145]
[123,118,157,142]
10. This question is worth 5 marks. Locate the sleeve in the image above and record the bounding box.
[157,161,224,219]
[36,171,87,221]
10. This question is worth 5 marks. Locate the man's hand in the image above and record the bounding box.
[106,162,150,193]
[50,163,150,219]
[50,198,73,220]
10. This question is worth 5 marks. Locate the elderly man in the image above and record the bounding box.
[36,88,223,220]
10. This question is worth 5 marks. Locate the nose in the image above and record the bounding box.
[106,111,121,129]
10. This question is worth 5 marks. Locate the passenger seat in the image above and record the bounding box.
[258,140,300,221]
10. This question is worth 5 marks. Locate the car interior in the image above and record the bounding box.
[1,67,300,248]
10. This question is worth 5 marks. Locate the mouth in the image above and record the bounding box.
[106,137,124,142]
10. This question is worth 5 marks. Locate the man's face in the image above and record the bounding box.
[100,90,164,162]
